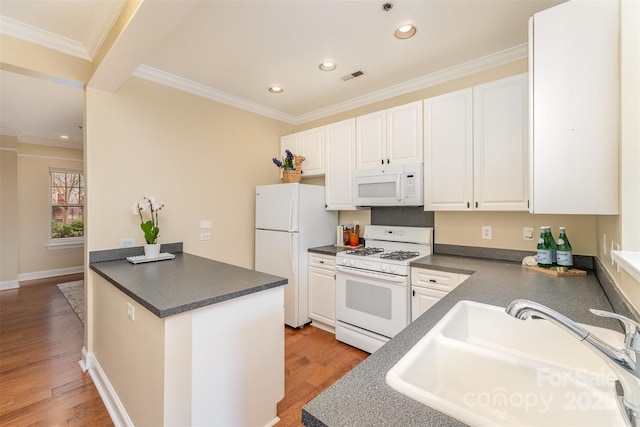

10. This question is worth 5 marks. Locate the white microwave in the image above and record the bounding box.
[354,163,423,206]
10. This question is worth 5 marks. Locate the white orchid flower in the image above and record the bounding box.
[131,202,140,215]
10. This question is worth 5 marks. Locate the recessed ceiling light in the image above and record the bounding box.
[59,135,70,140]
[319,61,337,72]
[268,86,284,94]
[395,24,417,39]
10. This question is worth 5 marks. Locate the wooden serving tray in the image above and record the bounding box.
[523,265,586,277]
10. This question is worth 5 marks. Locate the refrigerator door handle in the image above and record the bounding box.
[289,193,295,231]
[289,233,295,275]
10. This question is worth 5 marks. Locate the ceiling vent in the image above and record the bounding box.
[341,70,365,81]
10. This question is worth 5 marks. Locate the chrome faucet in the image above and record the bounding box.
[506,299,640,427]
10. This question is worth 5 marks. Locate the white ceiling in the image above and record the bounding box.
[0,0,564,147]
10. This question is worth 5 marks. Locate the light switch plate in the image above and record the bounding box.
[523,227,534,240]
[200,220,212,229]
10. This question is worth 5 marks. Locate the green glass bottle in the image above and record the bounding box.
[546,227,558,266]
[556,227,573,267]
[537,226,552,266]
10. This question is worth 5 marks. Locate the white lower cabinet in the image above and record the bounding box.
[411,267,469,322]
[308,253,336,333]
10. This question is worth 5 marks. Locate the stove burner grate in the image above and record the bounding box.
[380,251,421,261]
[345,247,384,256]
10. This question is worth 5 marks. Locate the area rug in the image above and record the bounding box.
[57,280,85,325]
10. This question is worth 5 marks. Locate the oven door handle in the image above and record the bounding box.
[336,265,407,284]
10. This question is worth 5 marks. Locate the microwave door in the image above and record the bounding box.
[355,174,401,206]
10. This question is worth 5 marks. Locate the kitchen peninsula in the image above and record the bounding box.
[88,245,286,427]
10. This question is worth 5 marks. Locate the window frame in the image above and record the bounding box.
[48,167,85,250]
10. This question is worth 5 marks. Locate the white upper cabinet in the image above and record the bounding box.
[356,110,387,169]
[424,88,474,211]
[325,119,357,210]
[424,74,529,211]
[387,101,424,165]
[473,74,529,211]
[530,0,618,214]
[356,101,423,169]
[280,127,325,177]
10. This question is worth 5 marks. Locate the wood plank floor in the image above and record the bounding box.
[0,275,368,426]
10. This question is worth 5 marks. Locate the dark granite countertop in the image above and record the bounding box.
[90,252,287,318]
[303,254,620,427]
[308,245,348,256]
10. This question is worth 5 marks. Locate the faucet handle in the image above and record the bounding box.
[590,309,640,351]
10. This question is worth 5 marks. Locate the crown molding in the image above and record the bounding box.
[84,1,126,60]
[294,44,528,124]
[17,134,83,150]
[0,16,90,60]
[135,44,527,126]
[133,65,298,124]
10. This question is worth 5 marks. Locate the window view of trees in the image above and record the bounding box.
[51,170,84,239]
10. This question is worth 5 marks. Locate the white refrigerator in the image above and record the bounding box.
[255,183,338,328]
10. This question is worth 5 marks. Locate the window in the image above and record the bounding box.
[50,168,84,241]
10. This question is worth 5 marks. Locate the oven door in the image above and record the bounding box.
[335,265,409,339]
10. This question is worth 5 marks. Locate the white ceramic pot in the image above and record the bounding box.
[144,243,161,259]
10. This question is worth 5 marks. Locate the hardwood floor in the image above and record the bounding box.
[0,276,367,426]
[277,326,368,426]
[0,273,113,426]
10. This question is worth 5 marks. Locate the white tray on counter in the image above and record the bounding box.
[126,253,176,264]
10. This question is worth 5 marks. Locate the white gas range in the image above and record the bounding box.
[335,225,433,353]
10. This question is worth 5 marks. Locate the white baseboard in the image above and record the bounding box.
[17,265,83,282]
[0,280,19,290]
[264,416,281,427]
[82,348,133,427]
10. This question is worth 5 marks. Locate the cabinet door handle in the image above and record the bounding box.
[412,290,415,297]
[467,202,470,208]
[429,279,437,283]
[475,201,478,208]
[381,159,384,165]
[387,159,390,164]
[319,260,324,264]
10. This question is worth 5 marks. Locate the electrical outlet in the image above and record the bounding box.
[523,227,534,240]
[200,232,212,241]
[127,302,135,321]
[120,237,135,248]
[482,226,492,240]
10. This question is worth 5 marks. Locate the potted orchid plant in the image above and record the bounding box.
[132,195,164,258]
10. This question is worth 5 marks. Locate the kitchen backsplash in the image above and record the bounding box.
[371,207,434,227]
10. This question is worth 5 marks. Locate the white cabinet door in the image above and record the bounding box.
[424,88,474,211]
[300,128,324,176]
[424,74,529,212]
[473,74,529,211]
[411,286,446,322]
[280,127,325,177]
[308,253,336,332]
[280,133,300,158]
[325,119,357,210]
[356,110,387,169]
[387,101,423,165]
[531,0,618,214]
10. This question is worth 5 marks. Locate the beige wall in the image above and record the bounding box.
[92,273,165,426]
[0,137,84,280]
[595,0,640,310]
[1,136,19,284]
[16,143,84,274]
[85,77,293,268]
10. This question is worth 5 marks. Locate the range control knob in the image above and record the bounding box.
[388,265,397,273]
[380,264,388,272]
